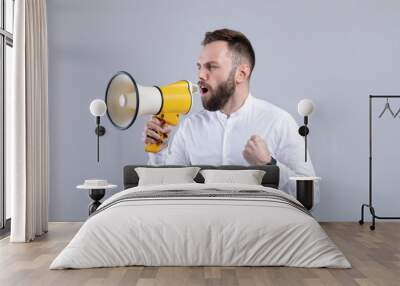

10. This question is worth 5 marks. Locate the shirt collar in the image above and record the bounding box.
[216,93,253,121]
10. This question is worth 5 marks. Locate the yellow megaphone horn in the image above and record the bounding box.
[105,71,198,153]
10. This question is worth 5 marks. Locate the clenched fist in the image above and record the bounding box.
[242,135,272,165]
[143,116,173,151]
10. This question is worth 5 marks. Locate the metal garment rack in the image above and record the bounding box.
[359,95,400,230]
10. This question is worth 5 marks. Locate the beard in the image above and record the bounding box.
[200,68,236,111]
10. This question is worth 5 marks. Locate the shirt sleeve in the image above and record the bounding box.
[273,114,320,206]
[147,120,190,166]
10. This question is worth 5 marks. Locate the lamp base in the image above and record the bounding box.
[95,125,106,136]
[298,126,309,136]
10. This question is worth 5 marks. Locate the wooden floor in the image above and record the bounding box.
[0,222,399,286]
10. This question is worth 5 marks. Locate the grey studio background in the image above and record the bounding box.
[47,0,400,221]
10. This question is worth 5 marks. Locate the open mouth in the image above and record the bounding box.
[199,82,211,96]
[201,87,209,94]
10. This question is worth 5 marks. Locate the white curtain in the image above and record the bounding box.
[8,0,49,242]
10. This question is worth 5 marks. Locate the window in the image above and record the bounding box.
[1,0,14,232]
[5,0,13,33]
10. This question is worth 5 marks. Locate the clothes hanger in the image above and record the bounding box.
[394,107,400,118]
[378,98,395,118]
[393,103,400,118]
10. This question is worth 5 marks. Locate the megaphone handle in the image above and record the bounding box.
[145,113,182,152]
[144,116,167,153]
[156,115,168,141]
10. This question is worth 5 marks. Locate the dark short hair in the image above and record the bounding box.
[202,28,255,76]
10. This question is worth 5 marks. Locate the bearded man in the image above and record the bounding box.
[144,28,317,202]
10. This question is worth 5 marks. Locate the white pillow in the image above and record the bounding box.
[200,169,266,185]
[135,167,201,186]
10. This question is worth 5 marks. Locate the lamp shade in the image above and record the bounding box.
[297,99,314,116]
[90,99,107,117]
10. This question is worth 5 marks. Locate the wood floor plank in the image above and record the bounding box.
[0,222,399,286]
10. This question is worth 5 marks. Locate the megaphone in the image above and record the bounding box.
[105,71,198,153]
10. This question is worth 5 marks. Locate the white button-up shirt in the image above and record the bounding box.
[148,94,318,204]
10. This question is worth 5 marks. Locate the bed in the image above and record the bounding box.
[50,165,350,269]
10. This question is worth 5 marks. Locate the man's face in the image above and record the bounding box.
[197,41,237,111]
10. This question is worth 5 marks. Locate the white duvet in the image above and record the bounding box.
[50,183,350,269]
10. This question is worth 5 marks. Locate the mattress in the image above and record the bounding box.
[50,183,350,269]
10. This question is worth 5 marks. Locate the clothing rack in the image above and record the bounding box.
[359,95,400,230]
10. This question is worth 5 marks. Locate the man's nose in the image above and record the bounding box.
[198,68,208,81]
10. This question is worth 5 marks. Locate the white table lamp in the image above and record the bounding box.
[89,99,107,162]
[297,99,315,162]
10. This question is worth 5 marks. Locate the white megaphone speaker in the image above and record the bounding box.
[105,71,198,153]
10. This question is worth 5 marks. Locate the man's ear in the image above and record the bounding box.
[235,63,251,84]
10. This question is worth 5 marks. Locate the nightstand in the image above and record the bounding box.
[77,179,117,215]
[289,176,321,210]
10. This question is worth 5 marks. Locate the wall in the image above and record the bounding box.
[47,0,400,221]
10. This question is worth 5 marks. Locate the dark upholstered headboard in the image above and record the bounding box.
[123,165,280,189]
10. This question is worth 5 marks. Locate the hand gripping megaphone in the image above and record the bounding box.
[105,71,198,153]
